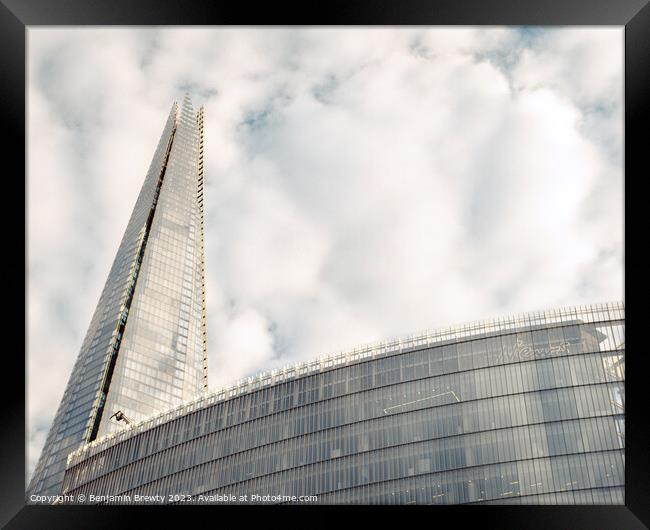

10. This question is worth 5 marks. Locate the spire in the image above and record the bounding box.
[27,97,208,498]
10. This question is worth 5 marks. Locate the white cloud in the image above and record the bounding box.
[27,27,623,477]
[210,308,277,388]
[513,28,622,107]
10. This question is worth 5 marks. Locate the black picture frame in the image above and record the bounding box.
[4,1,647,528]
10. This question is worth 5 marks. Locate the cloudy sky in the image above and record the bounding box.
[27,27,623,478]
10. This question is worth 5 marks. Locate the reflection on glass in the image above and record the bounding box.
[63,305,624,505]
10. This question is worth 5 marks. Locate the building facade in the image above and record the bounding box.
[28,96,208,498]
[62,302,624,505]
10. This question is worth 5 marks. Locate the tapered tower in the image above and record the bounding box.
[28,95,208,498]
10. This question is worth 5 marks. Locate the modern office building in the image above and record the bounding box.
[28,95,208,498]
[62,302,624,505]
[29,97,624,505]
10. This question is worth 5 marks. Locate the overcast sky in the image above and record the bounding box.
[27,27,623,478]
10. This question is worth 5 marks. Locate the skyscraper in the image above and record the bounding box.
[28,97,624,506]
[28,95,208,498]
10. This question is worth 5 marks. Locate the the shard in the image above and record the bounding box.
[28,95,208,497]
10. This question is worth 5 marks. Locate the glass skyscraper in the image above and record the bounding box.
[62,303,624,505]
[28,95,208,498]
[29,98,624,506]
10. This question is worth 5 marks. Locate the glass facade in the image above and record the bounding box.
[97,96,208,438]
[62,302,624,505]
[28,96,207,498]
